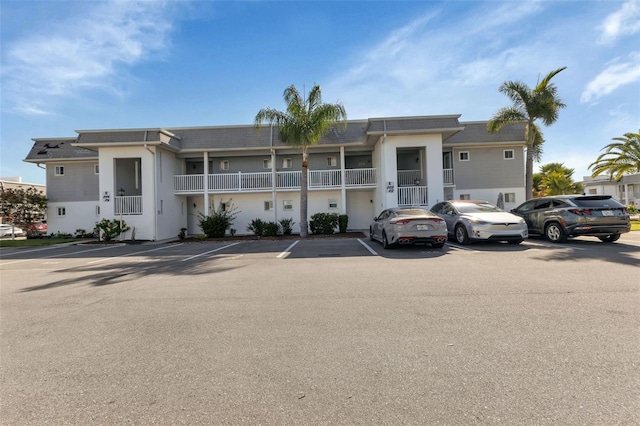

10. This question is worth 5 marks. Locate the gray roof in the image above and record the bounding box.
[446,121,526,145]
[24,115,526,163]
[24,138,96,163]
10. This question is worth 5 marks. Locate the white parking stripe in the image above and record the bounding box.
[0,245,122,266]
[181,242,240,262]
[357,239,379,256]
[87,243,184,264]
[277,240,300,258]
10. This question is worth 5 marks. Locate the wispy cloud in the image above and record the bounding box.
[580,52,640,103]
[2,1,174,116]
[597,0,640,44]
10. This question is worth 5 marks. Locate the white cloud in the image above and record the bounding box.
[2,1,174,116]
[598,0,640,44]
[580,52,640,103]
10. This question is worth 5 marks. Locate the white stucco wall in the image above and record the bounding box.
[451,187,526,211]
[47,201,100,236]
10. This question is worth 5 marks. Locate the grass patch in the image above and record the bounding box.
[631,221,640,231]
[0,238,80,248]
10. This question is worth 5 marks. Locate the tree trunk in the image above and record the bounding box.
[300,148,309,237]
[525,121,535,200]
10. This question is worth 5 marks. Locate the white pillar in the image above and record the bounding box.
[203,152,209,216]
[425,141,444,206]
[340,146,346,214]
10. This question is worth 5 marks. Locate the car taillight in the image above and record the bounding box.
[568,209,592,215]
[394,219,412,225]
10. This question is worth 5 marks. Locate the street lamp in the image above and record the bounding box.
[118,188,125,241]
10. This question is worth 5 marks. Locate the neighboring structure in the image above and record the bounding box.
[581,174,640,206]
[24,115,526,240]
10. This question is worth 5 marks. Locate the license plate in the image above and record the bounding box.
[602,210,614,216]
[416,225,429,230]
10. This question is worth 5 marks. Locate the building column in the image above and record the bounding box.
[203,152,209,217]
[425,141,444,206]
[340,146,346,214]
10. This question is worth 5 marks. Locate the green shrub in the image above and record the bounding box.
[94,218,130,242]
[195,234,207,241]
[198,201,238,238]
[178,227,187,240]
[262,221,280,236]
[627,204,638,215]
[279,217,295,235]
[338,214,348,233]
[247,218,265,236]
[309,212,339,235]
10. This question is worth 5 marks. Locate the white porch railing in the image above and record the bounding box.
[443,168,454,185]
[398,186,428,207]
[398,169,421,186]
[114,195,143,215]
[174,168,377,193]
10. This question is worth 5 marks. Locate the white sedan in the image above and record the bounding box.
[0,224,25,238]
[370,207,448,249]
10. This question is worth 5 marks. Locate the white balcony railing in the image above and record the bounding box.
[114,195,143,215]
[397,186,428,207]
[174,168,377,194]
[398,169,421,186]
[443,168,454,185]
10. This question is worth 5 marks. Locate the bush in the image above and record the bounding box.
[178,227,187,240]
[627,204,638,215]
[94,218,130,242]
[309,212,339,235]
[247,218,265,236]
[338,214,348,233]
[279,217,295,235]
[261,221,279,236]
[198,201,238,238]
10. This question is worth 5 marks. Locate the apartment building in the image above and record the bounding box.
[24,115,526,240]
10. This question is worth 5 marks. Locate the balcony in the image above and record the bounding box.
[398,186,428,207]
[174,168,377,194]
[397,169,454,186]
[114,195,143,215]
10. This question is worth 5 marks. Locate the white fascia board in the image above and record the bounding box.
[23,156,98,164]
[367,127,465,137]
[443,140,527,148]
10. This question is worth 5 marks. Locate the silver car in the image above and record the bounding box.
[369,208,448,249]
[0,224,25,238]
[430,200,528,245]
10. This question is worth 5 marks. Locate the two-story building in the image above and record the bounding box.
[24,114,526,240]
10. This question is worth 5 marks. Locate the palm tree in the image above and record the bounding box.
[488,67,567,199]
[589,131,640,180]
[533,162,582,196]
[255,84,347,237]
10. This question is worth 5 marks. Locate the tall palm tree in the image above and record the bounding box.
[589,131,640,180]
[488,67,567,199]
[255,84,347,237]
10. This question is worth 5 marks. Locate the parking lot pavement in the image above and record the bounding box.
[1,235,639,424]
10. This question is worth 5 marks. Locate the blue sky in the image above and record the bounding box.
[1,0,639,186]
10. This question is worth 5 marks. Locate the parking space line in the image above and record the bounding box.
[0,245,122,266]
[181,242,241,262]
[357,239,379,256]
[277,240,300,259]
[87,243,184,264]
[445,243,477,252]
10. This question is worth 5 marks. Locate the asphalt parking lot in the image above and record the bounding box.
[1,234,639,425]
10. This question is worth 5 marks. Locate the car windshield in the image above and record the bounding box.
[396,209,430,217]
[456,203,502,213]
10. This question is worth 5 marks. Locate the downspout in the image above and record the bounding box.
[144,140,157,241]
[37,163,45,170]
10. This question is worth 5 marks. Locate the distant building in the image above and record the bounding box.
[581,174,640,206]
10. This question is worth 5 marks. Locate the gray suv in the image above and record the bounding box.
[512,195,631,243]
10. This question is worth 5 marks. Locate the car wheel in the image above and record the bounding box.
[382,231,391,249]
[455,225,470,245]
[369,227,375,241]
[545,222,566,243]
[598,234,620,243]
[431,242,445,249]
[508,239,523,245]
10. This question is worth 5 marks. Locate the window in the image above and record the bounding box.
[55,166,65,176]
[328,199,338,209]
[264,201,273,211]
[505,193,516,203]
[57,207,66,216]
[283,200,293,210]
[94,164,100,174]
[327,156,337,167]
[459,194,470,200]
[588,188,597,194]
[282,158,292,169]
[263,159,272,169]
[459,152,469,161]
[503,150,514,160]
[219,160,229,171]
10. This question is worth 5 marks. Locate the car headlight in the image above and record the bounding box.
[468,218,488,225]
